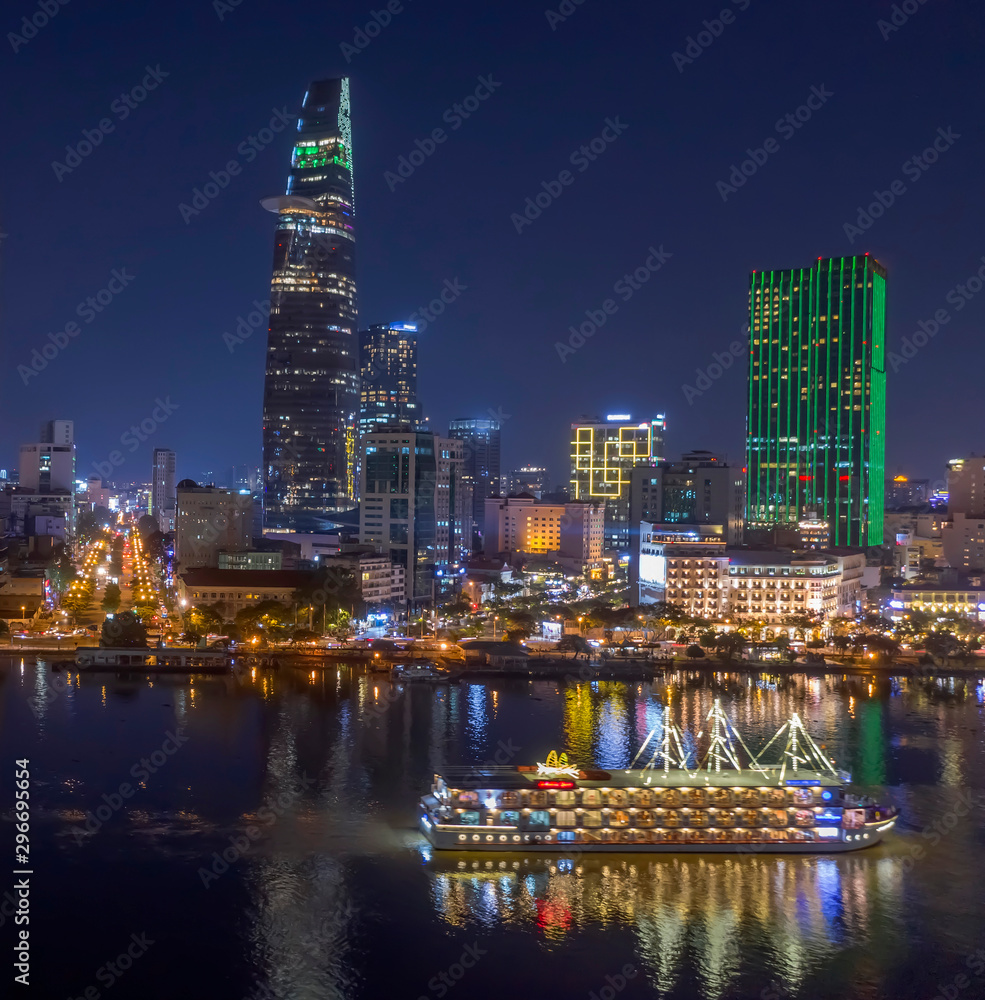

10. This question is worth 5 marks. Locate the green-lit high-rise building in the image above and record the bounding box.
[746,254,886,547]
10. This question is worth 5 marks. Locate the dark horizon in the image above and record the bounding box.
[3,0,984,492]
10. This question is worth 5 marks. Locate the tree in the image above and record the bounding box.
[181,629,204,645]
[186,604,225,636]
[685,644,705,659]
[925,631,963,665]
[0,620,9,640]
[712,632,747,662]
[698,630,717,648]
[100,610,147,648]
[291,629,319,645]
[324,608,354,641]
[557,634,591,657]
[101,583,122,614]
[505,611,536,642]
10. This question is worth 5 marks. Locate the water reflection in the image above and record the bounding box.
[428,849,904,998]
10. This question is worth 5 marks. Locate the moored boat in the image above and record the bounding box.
[75,646,231,673]
[419,700,898,853]
[391,662,448,682]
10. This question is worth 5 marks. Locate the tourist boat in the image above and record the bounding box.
[419,700,898,853]
[74,646,230,673]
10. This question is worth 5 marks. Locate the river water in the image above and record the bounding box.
[1,656,983,1000]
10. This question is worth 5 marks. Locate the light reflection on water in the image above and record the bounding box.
[3,658,984,1000]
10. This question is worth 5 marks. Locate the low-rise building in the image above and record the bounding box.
[637,523,729,619]
[483,495,604,572]
[217,550,283,571]
[727,550,861,623]
[178,569,313,615]
[889,583,985,621]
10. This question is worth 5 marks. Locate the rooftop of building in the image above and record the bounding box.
[179,569,317,588]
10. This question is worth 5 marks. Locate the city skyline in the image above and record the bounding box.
[4,3,984,493]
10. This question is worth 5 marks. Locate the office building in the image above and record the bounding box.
[506,466,547,498]
[358,428,468,607]
[571,414,667,551]
[942,454,985,571]
[483,495,604,573]
[746,254,887,547]
[448,418,500,546]
[885,475,930,509]
[19,420,76,494]
[175,482,254,570]
[152,449,176,533]
[358,323,421,435]
[627,453,744,599]
[261,77,358,528]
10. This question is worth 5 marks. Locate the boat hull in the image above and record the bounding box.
[420,817,894,853]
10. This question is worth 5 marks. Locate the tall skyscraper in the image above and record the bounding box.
[261,77,358,530]
[570,414,666,551]
[448,418,500,546]
[152,449,176,533]
[746,254,887,547]
[358,323,421,435]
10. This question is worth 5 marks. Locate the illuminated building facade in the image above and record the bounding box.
[746,255,886,547]
[885,474,929,509]
[448,418,500,545]
[483,495,604,572]
[637,524,729,617]
[358,429,469,606]
[571,414,667,551]
[261,78,358,530]
[358,323,421,435]
[152,448,176,533]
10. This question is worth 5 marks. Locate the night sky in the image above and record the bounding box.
[3,0,982,491]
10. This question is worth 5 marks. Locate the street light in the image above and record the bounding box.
[493,615,499,641]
